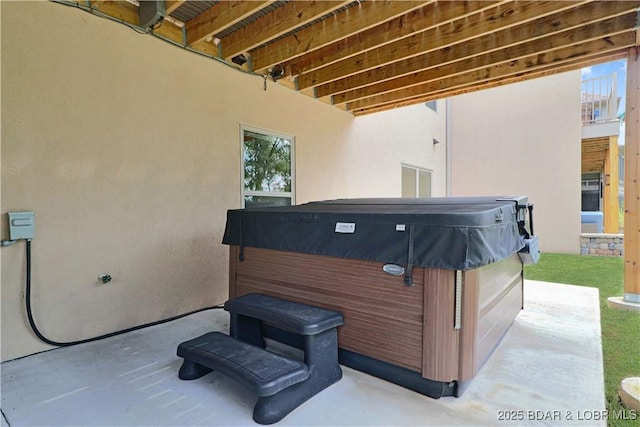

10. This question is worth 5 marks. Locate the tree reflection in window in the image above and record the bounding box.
[241,126,294,208]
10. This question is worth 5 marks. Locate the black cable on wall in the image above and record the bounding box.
[24,240,223,348]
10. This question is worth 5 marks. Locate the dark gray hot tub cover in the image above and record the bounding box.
[222,197,530,270]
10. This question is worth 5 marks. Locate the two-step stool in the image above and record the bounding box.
[176,293,344,424]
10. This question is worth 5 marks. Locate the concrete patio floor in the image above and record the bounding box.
[1,280,605,426]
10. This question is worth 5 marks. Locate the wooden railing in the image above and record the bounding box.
[581,73,618,124]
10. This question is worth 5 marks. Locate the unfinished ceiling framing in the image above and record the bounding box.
[582,136,612,173]
[64,1,639,115]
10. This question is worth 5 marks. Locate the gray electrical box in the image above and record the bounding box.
[138,0,165,28]
[8,211,35,240]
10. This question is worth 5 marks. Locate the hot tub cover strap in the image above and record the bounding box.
[404,225,415,286]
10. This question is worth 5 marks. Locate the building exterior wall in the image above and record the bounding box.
[449,71,582,254]
[0,2,446,360]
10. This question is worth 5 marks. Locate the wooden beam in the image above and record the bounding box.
[186,1,275,46]
[191,39,221,59]
[582,157,607,172]
[603,135,620,234]
[152,15,184,45]
[352,50,632,113]
[249,0,430,73]
[324,2,639,101]
[350,51,627,115]
[89,1,139,25]
[344,23,637,110]
[165,1,185,15]
[287,1,501,76]
[353,53,626,115]
[582,159,606,166]
[220,1,352,61]
[624,46,640,301]
[298,0,590,91]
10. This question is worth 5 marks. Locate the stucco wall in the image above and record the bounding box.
[449,72,582,254]
[1,2,446,360]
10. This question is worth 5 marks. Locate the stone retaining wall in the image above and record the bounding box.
[580,233,624,256]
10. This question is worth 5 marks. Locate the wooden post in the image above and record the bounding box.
[604,135,619,234]
[624,46,640,303]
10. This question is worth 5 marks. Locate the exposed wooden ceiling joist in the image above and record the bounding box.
[287,1,502,77]
[249,0,431,72]
[69,0,640,116]
[320,0,632,102]
[297,0,585,91]
[348,32,635,111]
[165,1,186,15]
[89,0,139,24]
[582,136,612,173]
[153,16,184,45]
[339,12,638,108]
[186,0,276,46]
[351,52,626,116]
[219,1,354,61]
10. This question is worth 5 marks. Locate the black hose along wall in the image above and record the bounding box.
[23,240,223,348]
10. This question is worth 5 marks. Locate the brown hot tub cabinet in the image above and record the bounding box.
[222,197,537,398]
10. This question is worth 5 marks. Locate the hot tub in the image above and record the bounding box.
[222,196,537,398]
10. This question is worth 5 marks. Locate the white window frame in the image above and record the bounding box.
[240,124,296,208]
[401,164,432,198]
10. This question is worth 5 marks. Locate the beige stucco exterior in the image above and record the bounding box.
[1,2,447,360]
[449,71,582,254]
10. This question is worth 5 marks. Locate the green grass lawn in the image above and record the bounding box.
[524,253,640,427]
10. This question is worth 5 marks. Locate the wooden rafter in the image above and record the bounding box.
[65,1,640,116]
[330,1,639,103]
[347,31,636,111]
[220,1,353,61]
[287,1,502,76]
[89,0,138,25]
[248,0,430,73]
[165,1,185,15]
[298,0,585,91]
[186,1,276,46]
[152,16,184,45]
[582,137,610,173]
[331,6,639,104]
[350,50,628,115]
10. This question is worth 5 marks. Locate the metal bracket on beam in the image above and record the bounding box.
[217,41,224,60]
[246,55,253,73]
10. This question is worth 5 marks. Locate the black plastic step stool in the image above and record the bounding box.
[177,332,310,394]
[176,293,344,424]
